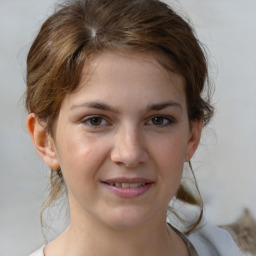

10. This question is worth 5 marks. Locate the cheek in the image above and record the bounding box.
[149,131,189,192]
[55,129,110,182]
[150,131,189,169]
[148,134,188,205]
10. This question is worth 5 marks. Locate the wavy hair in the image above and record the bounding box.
[25,0,214,234]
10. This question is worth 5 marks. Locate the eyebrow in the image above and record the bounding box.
[70,100,182,112]
[147,101,182,111]
[70,102,118,112]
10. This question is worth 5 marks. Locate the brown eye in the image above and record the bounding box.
[82,116,108,127]
[152,116,165,125]
[89,117,103,126]
[148,115,174,127]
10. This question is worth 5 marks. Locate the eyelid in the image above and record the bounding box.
[81,115,110,127]
[146,115,176,126]
[79,114,176,129]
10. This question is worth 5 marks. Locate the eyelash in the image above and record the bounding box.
[81,115,109,128]
[146,115,175,127]
[81,115,175,129]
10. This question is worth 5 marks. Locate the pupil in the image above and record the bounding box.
[91,117,101,125]
[153,117,163,125]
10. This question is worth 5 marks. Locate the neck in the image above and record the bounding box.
[45,196,188,256]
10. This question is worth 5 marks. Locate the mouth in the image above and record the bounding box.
[107,182,147,188]
[101,178,154,198]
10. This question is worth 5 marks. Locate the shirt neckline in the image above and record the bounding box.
[41,225,198,256]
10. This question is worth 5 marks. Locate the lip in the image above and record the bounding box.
[101,177,154,199]
[103,177,153,184]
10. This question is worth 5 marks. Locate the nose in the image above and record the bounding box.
[110,125,148,168]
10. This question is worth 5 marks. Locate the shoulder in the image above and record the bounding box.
[187,223,247,256]
[28,246,45,256]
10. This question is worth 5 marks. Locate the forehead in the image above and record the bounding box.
[62,50,186,109]
[80,50,184,90]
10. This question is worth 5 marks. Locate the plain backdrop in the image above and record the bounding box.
[0,0,255,255]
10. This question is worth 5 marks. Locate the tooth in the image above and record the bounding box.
[110,182,147,188]
[129,183,139,188]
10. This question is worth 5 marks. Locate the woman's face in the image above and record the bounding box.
[45,51,201,229]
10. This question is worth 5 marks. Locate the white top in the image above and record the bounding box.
[28,223,247,256]
[187,223,247,256]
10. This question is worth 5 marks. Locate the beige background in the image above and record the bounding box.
[0,0,255,255]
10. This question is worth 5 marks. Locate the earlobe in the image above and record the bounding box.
[27,113,60,169]
[185,120,202,162]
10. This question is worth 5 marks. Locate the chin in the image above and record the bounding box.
[100,206,157,230]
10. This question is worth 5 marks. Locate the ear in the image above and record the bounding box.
[185,119,202,162]
[27,113,60,169]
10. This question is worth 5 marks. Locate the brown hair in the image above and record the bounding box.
[25,0,214,234]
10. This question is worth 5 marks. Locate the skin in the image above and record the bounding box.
[27,51,202,256]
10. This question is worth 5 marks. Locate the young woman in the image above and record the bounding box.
[26,0,245,255]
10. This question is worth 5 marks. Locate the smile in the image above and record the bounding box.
[108,182,146,188]
[102,178,153,199]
